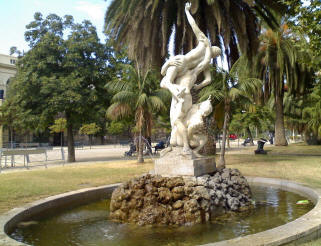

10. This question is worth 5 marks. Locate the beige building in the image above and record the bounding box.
[0,54,17,147]
[0,54,16,97]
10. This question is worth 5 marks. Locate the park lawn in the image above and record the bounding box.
[0,160,153,213]
[225,154,321,188]
[264,142,321,155]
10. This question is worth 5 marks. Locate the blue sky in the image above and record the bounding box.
[0,0,111,55]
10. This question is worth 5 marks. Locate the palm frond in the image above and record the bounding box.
[136,93,148,108]
[106,79,131,94]
[106,102,132,120]
[149,96,166,111]
[111,91,136,104]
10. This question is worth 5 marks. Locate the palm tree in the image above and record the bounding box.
[106,62,170,163]
[199,59,262,168]
[104,0,283,70]
[254,24,314,146]
[283,93,306,142]
[302,83,321,144]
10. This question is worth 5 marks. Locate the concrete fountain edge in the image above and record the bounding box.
[0,178,320,246]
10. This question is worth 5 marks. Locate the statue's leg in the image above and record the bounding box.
[175,119,192,154]
[160,66,177,89]
[193,135,207,156]
[170,127,178,146]
[160,66,185,99]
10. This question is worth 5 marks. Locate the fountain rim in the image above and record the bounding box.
[0,177,320,246]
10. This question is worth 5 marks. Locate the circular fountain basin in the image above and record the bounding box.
[0,177,321,246]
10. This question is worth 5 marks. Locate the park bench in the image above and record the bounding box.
[0,148,49,172]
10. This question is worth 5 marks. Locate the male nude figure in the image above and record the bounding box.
[160,3,221,100]
[169,39,212,154]
[160,3,221,155]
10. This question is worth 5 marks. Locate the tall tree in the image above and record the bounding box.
[104,0,284,70]
[254,24,314,145]
[106,63,170,163]
[282,0,321,68]
[4,13,110,162]
[302,82,321,144]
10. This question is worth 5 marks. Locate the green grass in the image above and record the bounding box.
[226,154,321,188]
[264,142,321,155]
[0,160,153,213]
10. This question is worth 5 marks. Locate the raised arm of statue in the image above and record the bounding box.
[194,68,211,91]
[185,3,206,42]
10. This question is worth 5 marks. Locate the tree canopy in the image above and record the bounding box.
[104,0,285,69]
[4,13,110,162]
[106,62,170,162]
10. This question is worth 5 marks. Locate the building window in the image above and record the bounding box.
[10,59,16,64]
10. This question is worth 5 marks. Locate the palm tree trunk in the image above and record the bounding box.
[274,93,288,146]
[137,109,144,163]
[202,116,216,155]
[218,105,229,170]
[137,130,144,163]
[227,130,230,148]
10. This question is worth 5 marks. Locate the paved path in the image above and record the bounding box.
[0,145,156,173]
[0,140,299,173]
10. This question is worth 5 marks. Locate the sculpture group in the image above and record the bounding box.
[161,3,221,157]
[110,4,253,227]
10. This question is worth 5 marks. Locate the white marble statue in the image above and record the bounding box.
[160,2,221,157]
[186,97,213,156]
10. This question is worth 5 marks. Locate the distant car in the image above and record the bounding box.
[229,134,237,140]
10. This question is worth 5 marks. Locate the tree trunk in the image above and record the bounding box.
[218,107,229,170]
[10,128,13,148]
[201,116,216,155]
[137,130,144,163]
[274,93,288,146]
[67,122,75,162]
[227,130,230,148]
[60,132,63,148]
[246,127,254,146]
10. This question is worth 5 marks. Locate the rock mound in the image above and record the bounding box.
[109,168,252,225]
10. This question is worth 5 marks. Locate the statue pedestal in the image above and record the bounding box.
[154,147,216,177]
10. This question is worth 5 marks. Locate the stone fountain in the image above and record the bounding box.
[110,2,252,226]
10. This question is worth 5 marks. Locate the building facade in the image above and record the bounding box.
[0,54,17,147]
[0,54,17,98]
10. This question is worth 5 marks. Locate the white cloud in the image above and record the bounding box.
[75,1,106,22]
